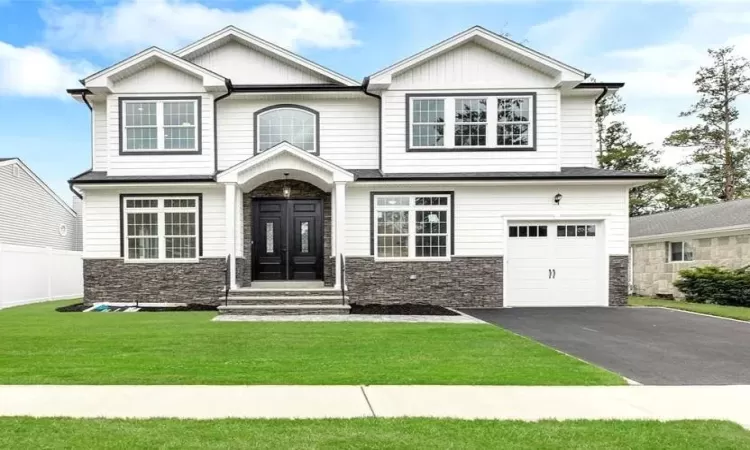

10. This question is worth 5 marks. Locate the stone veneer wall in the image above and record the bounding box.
[241,180,332,286]
[608,255,628,306]
[631,233,750,298]
[346,257,503,307]
[83,258,225,305]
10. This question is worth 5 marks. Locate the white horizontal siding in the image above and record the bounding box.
[82,185,226,258]
[112,63,203,93]
[0,164,78,251]
[105,93,215,176]
[92,101,107,171]
[561,96,596,167]
[345,184,629,257]
[191,41,331,85]
[217,96,379,170]
[391,42,557,90]
[381,89,560,173]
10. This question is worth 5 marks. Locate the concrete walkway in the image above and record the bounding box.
[1,385,750,427]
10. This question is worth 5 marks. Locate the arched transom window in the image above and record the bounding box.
[256,106,318,153]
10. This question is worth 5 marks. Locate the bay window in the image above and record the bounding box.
[407,93,535,151]
[120,97,200,153]
[374,193,452,259]
[123,196,200,261]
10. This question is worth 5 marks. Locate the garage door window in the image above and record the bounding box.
[557,224,596,237]
[509,225,548,238]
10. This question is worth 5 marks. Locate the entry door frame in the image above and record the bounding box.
[251,197,324,282]
[502,215,609,307]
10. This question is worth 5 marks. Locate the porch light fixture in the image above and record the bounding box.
[554,193,562,205]
[282,173,291,199]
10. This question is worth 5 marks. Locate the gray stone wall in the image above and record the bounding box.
[609,255,628,306]
[241,180,331,286]
[346,257,503,307]
[632,233,750,297]
[83,258,225,305]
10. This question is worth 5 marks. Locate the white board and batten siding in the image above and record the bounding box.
[82,185,226,259]
[190,41,332,85]
[216,96,379,171]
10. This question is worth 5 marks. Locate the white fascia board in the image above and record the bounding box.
[630,224,750,244]
[174,26,360,87]
[352,178,660,187]
[0,159,76,216]
[368,26,587,88]
[217,142,354,183]
[84,47,227,92]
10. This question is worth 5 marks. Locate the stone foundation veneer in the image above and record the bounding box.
[83,258,225,305]
[345,257,503,307]
[609,255,629,306]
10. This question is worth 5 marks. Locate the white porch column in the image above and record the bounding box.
[334,181,347,289]
[224,183,237,289]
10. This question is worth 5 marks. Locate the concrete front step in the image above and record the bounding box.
[218,304,351,316]
[227,296,346,306]
[229,288,341,298]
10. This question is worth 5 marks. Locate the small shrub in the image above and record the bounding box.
[674,265,750,307]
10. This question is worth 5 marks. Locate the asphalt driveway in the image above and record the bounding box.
[460,307,750,385]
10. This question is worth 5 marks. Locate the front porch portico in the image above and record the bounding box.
[216,142,354,290]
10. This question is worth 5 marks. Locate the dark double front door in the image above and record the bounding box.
[252,199,323,281]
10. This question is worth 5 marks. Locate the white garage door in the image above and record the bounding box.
[506,222,606,307]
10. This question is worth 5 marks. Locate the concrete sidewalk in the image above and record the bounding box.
[1,385,749,427]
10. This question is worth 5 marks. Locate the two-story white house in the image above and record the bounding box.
[68,25,659,313]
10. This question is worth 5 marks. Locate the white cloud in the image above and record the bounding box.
[41,0,359,54]
[0,42,95,98]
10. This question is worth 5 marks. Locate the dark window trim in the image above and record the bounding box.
[118,96,203,156]
[405,92,537,152]
[253,104,321,156]
[119,193,203,259]
[369,191,455,257]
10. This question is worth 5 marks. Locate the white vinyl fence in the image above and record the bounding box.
[0,243,83,309]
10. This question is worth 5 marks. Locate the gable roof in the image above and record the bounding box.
[630,199,750,240]
[82,47,228,93]
[0,158,76,216]
[174,26,359,87]
[367,26,588,89]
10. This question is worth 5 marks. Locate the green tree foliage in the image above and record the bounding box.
[665,46,750,201]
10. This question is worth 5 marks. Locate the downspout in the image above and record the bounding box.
[70,92,93,200]
[594,86,609,104]
[361,76,383,173]
[213,79,234,176]
[594,87,608,162]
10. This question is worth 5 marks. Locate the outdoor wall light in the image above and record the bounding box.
[554,193,562,205]
[282,173,291,199]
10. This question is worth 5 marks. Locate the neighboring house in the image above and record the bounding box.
[630,200,750,298]
[0,158,80,251]
[67,25,660,311]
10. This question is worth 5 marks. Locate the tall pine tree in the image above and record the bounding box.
[665,46,750,201]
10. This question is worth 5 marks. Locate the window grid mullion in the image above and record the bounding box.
[156,102,165,151]
[444,98,455,147]
[487,97,498,147]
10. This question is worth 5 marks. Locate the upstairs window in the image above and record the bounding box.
[121,98,200,153]
[407,93,535,151]
[256,106,318,154]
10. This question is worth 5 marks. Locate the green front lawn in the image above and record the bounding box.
[0,300,623,385]
[629,296,750,321]
[1,418,747,449]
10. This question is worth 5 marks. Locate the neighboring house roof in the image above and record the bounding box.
[174,26,360,87]
[351,167,663,181]
[630,198,750,240]
[367,26,588,89]
[0,158,76,216]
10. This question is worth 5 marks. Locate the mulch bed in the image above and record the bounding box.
[56,303,217,313]
[349,303,459,316]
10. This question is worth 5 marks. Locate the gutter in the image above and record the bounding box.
[361,76,384,172]
[231,84,362,93]
[213,79,234,175]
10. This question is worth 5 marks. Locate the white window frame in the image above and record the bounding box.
[121,98,199,153]
[454,97,488,148]
[123,196,200,262]
[256,106,318,154]
[373,194,451,261]
[408,93,535,150]
[410,98,446,148]
[669,241,694,262]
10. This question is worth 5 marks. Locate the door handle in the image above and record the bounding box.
[548,269,552,279]
[553,269,556,279]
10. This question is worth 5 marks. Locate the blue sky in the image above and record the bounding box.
[1,0,749,204]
